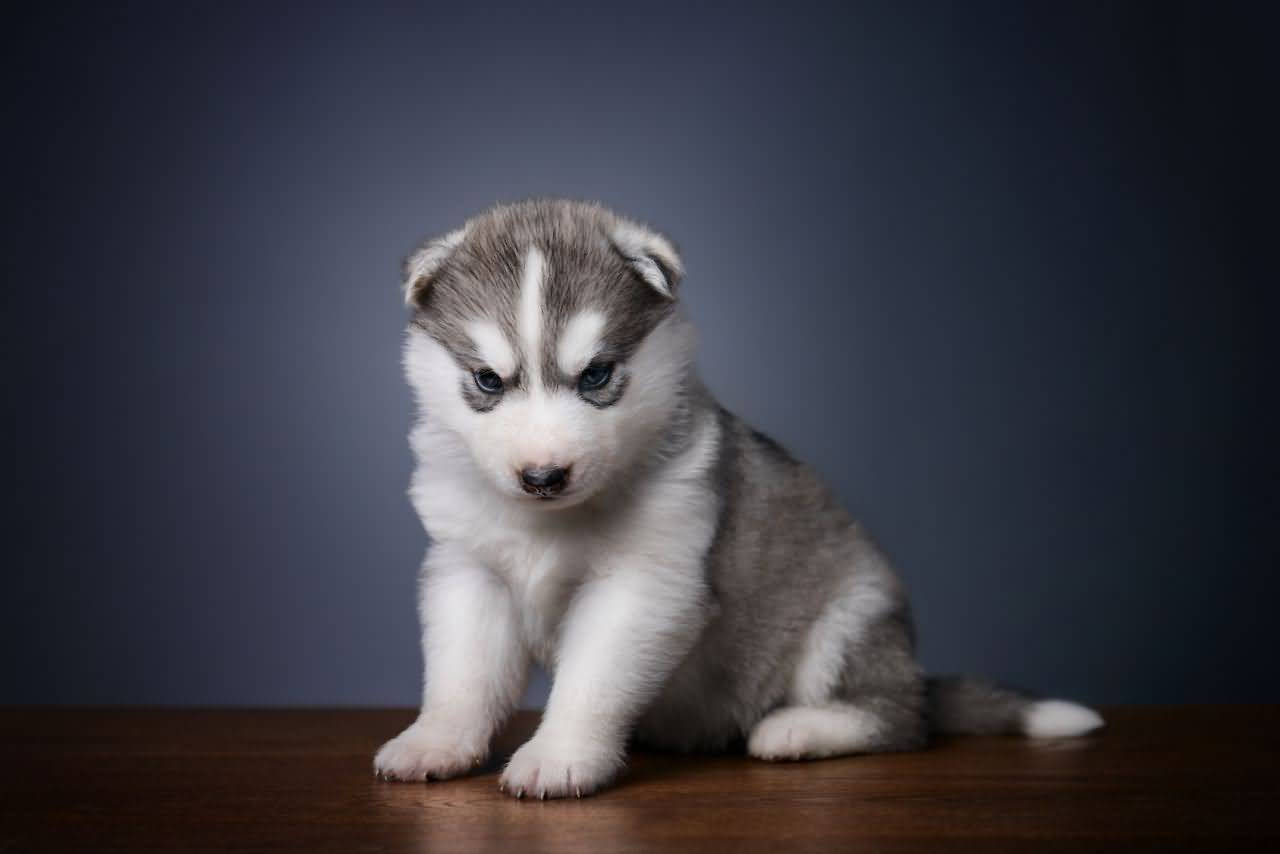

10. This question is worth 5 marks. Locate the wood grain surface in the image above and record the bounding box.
[3,706,1277,852]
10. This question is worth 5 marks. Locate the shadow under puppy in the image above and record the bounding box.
[375,199,1102,799]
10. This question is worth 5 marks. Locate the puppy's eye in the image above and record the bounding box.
[473,368,504,394]
[578,361,614,392]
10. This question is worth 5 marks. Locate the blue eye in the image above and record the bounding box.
[474,369,503,394]
[578,362,614,392]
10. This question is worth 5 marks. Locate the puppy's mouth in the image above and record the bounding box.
[518,489,589,511]
[516,476,593,509]
[522,486,567,500]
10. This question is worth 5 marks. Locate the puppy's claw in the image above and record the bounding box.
[539,790,547,801]
[575,786,582,799]
[515,787,525,800]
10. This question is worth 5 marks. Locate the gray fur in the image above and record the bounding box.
[926,676,1036,735]
[633,410,929,752]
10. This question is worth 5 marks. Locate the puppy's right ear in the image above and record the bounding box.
[403,227,467,308]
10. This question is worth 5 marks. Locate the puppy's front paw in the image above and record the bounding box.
[374,722,486,782]
[499,734,623,800]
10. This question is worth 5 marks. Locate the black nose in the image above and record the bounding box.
[520,465,569,496]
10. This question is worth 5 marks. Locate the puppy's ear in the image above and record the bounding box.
[610,220,684,300]
[403,227,467,308]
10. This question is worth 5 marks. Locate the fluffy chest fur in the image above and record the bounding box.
[407,406,723,666]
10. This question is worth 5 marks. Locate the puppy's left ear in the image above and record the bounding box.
[403,227,467,308]
[611,220,684,300]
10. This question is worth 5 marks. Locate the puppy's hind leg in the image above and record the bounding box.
[747,685,926,759]
[749,578,926,761]
[747,701,913,759]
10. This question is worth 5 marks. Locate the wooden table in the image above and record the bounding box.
[3,706,1276,852]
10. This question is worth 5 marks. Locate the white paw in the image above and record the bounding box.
[498,734,623,800]
[373,722,487,782]
[747,705,881,761]
[748,713,811,760]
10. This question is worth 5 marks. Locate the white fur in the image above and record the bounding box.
[374,543,527,781]
[556,310,606,376]
[1022,700,1104,738]
[502,409,722,796]
[517,246,546,389]
[468,320,517,378]
[748,704,884,760]
[385,305,710,796]
[403,330,584,502]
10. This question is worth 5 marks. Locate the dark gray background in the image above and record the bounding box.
[6,2,1275,707]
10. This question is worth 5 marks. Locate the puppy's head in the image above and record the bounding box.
[402,199,694,507]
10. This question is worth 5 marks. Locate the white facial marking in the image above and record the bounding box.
[517,246,546,389]
[468,321,517,378]
[557,310,606,376]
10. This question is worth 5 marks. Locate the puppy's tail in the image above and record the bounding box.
[926,675,1104,738]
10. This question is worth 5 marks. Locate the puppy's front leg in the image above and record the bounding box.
[500,566,705,799]
[375,543,527,781]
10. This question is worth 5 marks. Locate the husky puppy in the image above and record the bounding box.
[374,199,1102,799]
